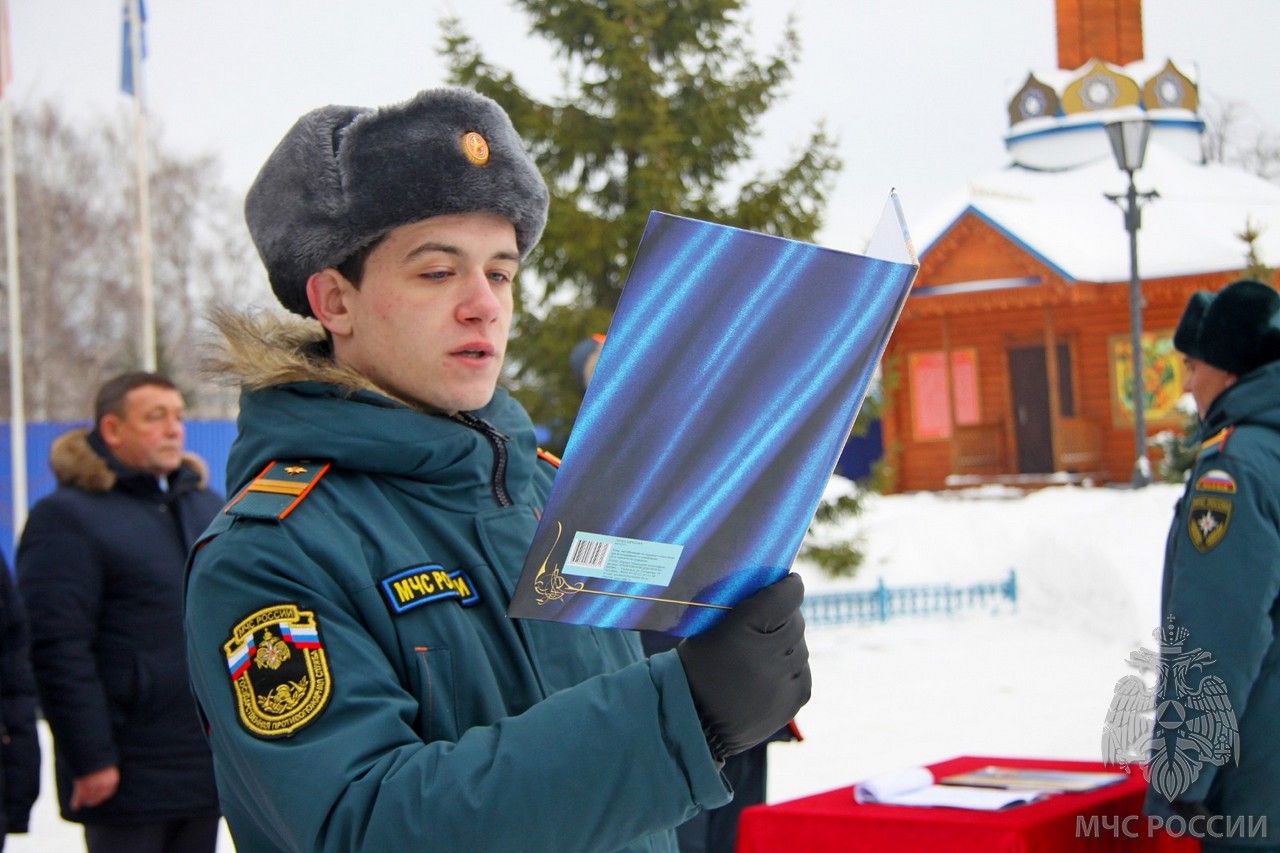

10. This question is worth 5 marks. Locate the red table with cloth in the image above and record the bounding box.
[736,755,1202,852]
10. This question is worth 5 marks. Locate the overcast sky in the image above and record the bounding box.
[8,1,1280,254]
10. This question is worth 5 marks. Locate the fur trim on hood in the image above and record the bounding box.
[206,308,424,411]
[50,429,210,493]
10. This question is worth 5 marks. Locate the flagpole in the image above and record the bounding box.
[128,0,156,371]
[1,2,26,538]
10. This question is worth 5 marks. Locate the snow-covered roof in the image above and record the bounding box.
[916,143,1280,283]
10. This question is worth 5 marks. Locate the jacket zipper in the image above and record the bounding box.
[454,413,513,507]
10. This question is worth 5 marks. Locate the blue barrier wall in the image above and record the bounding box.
[0,421,237,566]
[834,420,882,482]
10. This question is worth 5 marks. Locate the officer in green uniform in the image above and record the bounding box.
[1146,279,1280,850]
[183,88,811,852]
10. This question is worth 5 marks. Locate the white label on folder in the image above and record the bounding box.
[563,532,684,587]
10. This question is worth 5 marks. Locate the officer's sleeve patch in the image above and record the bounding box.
[223,603,333,739]
[380,565,480,615]
[1188,495,1232,553]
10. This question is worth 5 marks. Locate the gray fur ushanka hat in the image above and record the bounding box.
[245,87,549,317]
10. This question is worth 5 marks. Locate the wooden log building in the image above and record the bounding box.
[879,0,1280,492]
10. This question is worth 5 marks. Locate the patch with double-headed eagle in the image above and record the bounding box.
[1188,495,1232,553]
[223,603,332,738]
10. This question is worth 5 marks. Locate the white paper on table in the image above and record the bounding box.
[853,766,1048,810]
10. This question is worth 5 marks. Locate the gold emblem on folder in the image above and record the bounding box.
[532,522,585,604]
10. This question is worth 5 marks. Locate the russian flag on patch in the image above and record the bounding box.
[281,621,321,649]
[1195,469,1237,494]
[226,635,256,680]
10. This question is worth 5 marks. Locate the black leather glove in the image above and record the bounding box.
[677,573,811,762]
[1171,800,1214,820]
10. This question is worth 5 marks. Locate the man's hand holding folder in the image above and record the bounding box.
[678,574,811,762]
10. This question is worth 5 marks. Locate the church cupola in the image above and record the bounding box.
[1004,0,1203,170]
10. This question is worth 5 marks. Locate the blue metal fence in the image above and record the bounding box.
[0,421,238,566]
[802,569,1017,627]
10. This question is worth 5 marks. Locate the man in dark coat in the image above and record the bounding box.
[1146,280,1280,850]
[17,372,222,853]
[0,553,39,850]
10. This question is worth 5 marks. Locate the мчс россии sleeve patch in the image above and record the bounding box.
[223,603,332,738]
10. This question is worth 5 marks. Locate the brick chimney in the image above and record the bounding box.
[1056,0,1143,69]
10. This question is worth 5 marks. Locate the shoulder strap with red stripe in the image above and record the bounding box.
[225,460,331,521]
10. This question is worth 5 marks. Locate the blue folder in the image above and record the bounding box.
[508,197,918,635]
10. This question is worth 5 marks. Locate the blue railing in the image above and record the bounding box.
[802,569,1017,627]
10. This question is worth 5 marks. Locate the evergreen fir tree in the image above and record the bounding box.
[442,1,839,446]
[443,2,871,577]
[1154,406,1202,483]
[1236,216,1276,284]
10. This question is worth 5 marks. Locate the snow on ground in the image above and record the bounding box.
[771,481,1182,803]
[4,725,237,851]
[6,482,1183,849]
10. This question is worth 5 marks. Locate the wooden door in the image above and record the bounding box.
[1008,345,1053,473]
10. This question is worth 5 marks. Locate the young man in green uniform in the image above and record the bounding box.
[183,88,810,852]
[1146,279,1280,850]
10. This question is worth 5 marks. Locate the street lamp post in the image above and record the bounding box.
[1104,119,1159,488]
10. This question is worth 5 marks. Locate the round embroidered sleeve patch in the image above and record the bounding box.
[223,603,333,739]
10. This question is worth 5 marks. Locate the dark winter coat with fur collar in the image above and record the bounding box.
[16,428,222,825]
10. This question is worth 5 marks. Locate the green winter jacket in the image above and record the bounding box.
[183,316,729,852]
[1146,359,1280,843]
